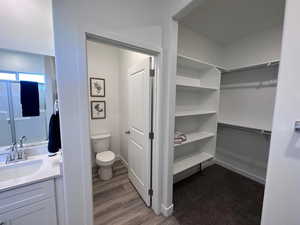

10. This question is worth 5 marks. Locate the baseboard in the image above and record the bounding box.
[161,203,174,217]
[117,154,128,168]
[215,159,265,184]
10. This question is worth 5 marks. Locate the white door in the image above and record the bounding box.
[128,57,153,206]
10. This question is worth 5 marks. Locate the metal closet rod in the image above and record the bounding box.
[218,122,272,136]
[221,60,280,74]
[220,79,277,89]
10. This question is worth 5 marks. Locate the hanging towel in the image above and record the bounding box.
[20,81,40,117]
[48,113,61,154]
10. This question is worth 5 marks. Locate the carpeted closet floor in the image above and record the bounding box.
[173,164,265,225]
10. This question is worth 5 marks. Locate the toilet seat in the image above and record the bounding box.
[96,151,116,166]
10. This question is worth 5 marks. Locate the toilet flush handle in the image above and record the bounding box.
[125,130,130,134]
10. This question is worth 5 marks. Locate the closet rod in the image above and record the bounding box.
[222,60,280,74]
[221,79,277,89]
[218,122,272,136]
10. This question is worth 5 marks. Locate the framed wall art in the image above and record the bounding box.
[90,77,105,97]
[91,101,106,119]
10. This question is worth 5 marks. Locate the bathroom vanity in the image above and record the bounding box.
[0,146,63,225]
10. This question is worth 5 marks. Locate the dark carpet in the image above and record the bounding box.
[173,165,265,225]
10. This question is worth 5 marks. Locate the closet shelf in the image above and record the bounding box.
[177,54,224,71]
[176,76,218,90]
[175,110,216,117]
[218,121,272,135]
[173,152,213,175]
[174,131,215,147]
[222,60,280,74]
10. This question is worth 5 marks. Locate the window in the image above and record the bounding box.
[0,71,47,147]
[19,73,45,83]
[0,72,16,81]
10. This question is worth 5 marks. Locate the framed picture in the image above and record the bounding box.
[91,101,106,119]
[90,77,105,97]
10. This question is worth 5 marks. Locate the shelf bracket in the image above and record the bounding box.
[199,163,204,176]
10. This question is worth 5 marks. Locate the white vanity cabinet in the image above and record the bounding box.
[0,199,56,225]
[0,180,57,225]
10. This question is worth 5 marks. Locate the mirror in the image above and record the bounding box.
[0,49,57,147]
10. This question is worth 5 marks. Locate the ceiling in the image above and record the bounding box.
[179,0,286,45]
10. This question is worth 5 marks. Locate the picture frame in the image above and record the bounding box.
[91,101,106,119]
[90,77,105,97]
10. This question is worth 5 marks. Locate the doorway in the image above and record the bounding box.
[170,0,286,224]
[85,35,161,224]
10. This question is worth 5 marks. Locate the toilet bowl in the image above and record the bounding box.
[91,133,116,180]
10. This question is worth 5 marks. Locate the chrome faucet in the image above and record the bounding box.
[19,136,27,148]
[8,142,18,162]
[6,137,27,163]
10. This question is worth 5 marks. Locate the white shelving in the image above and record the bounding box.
[175,110,216,118]
[174,54,221,179]
[173,152,214,175]
[176,76,218,90]
[218,120,272,133]
[174,131,215,147]
[177,54,225,71]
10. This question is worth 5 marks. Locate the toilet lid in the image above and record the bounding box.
[96,151,115,162]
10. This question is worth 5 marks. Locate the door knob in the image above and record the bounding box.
[125,130,130,134]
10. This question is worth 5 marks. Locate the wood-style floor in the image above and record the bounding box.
[93,161,179,225]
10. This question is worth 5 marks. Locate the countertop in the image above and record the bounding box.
[0,152,63,192]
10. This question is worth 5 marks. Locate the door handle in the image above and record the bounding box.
[0,222,6,225]
[125,130,130,134]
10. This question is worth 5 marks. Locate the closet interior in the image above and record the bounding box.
[173,0,285,184]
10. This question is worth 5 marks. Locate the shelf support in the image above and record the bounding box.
[199,163,204,176]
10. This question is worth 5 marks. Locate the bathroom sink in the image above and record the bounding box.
[0,152,62,192]
[0,159,43,182]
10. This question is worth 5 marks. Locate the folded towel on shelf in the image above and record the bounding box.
[174,130,187,144]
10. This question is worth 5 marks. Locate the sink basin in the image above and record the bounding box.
[0,159,43,182]
[0,152,62,192]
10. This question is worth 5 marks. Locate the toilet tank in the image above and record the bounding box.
[91,133,111,153]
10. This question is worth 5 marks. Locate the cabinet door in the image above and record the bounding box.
[0,198,57,225]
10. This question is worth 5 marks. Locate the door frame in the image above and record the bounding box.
[85,32,162,214]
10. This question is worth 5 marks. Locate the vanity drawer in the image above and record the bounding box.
[0,180,55,215]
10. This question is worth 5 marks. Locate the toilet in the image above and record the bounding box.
[91,133,116,180]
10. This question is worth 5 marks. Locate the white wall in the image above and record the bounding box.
[177,25,224,67]
[219,66,278,131]
[0,0,54,56]
[216,127,270,184]
[52,0,191,222]
[119,49,149,162]
[223,27,283,69]
[261,1,300,224]
[216,65,278,183]
[178,25,283,70]
[87,40,120,164]
[0,49,45,73]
